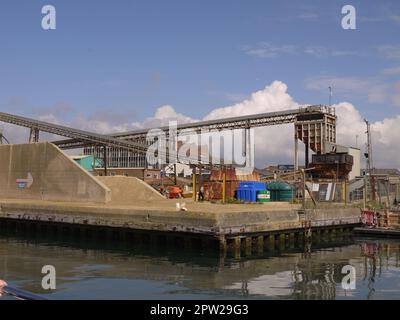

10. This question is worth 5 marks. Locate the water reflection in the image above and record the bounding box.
[359,241,400,300]
[1,231,400,300]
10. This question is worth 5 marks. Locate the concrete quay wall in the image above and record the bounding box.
[0,143,111,203]
[0,200,361,238]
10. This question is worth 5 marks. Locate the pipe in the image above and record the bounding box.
[0,280,46,300]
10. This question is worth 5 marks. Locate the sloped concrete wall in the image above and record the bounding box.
[96,176,166,204]
[0,142,111,203]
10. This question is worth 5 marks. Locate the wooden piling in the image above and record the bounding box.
[279,233,285,251]
[244,237,252,256]
[256,236,264,254]
[233,237,241,259]
[268,234,275,252]
[219,237,227,253]
[289,233,295,248]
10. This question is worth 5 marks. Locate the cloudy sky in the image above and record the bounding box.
[0,0,399,168]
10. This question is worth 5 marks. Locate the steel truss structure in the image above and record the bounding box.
[53,105,335,148]
[0,105,337,169]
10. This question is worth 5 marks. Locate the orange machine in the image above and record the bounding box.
[167,186,183,199]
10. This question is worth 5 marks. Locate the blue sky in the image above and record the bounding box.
[0,1,400,169]
[0,0,399,124]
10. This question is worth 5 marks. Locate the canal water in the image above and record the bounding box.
[1,231,400,300]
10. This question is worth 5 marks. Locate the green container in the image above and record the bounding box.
[267,182,294,202]
[256,190,270,202]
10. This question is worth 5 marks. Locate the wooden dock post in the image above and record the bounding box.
[268,234,275,252]
[256,236,264,255]
[313,229,321,244]
[219,237,227,252]
[233,237,241,259]
[289,233,295,248]
[279,233,285,251]
[323,229,330,240]
[244,237,252,256]
[297,230,305,244]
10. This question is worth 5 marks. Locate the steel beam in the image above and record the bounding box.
[53,105,336,149]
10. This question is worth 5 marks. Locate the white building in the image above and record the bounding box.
[348,147,361,180]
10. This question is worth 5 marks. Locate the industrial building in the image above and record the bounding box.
[2,106,391,207]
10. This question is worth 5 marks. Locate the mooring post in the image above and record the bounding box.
[313,229,321,244]
[289,233,295,248]
[244,237,252,256]
[279,233,285,251]
[268,234,275,251]
[257,236,264,254]
[219,237,227,252]
[298,230,305,244]
[233,237,241,259]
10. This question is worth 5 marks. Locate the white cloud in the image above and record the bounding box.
[298,12,319,21]
[382,66,400,75]
[0,124,29,144]
[305,75,400,107]
[153,105,194,124]
[390,15,400,23]
[368,84,391,103]
[206,82,399,168]
[378,45,400,60]
[392,81,400,106]
[367,81,400,107]
[370,115,400,168]
[204,81,298,120]
[2,81,399,169]
[243,42,363,59]
[303,46,362,58]
[305,75,375,95]
[242,42,296,58]
[360,15,400,24]
[203,82,298,165]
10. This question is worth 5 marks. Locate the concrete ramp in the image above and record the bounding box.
[96,176,166,204]
[0,142,111,203]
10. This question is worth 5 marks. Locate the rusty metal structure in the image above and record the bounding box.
[294,106,337,170]
[310,153,354,180]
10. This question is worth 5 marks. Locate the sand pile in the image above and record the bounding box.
[96,176,166,204]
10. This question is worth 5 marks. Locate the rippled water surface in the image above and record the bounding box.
[1,232,400,300]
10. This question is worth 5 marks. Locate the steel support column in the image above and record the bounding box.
[29,128,40,143]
